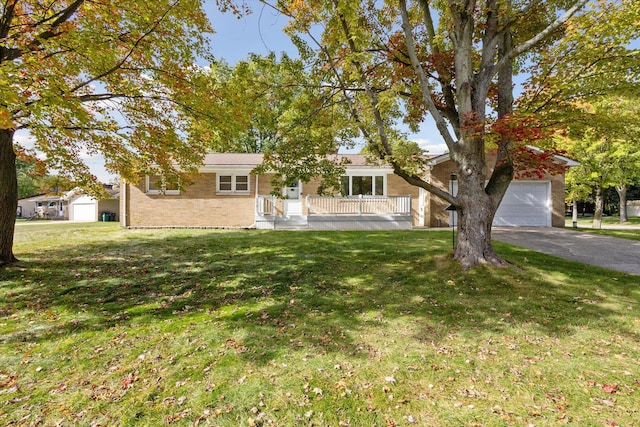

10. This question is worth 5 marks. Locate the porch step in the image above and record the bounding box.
[274,216,308,230]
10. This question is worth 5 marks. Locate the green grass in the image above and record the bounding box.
[2,223,639,426]
[567,216,640,226]
[566,217,640,241]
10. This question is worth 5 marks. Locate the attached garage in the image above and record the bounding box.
[493,181,551,227]
[447,180,552,228]
[428,149,573,228]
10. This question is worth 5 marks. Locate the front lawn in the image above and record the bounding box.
[2,223,639,426]
[565,217,640,241]
[567,216,640,226]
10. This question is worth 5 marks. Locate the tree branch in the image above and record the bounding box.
[399,0,457,151]
[495,0,590,74]
[70,2,177,93]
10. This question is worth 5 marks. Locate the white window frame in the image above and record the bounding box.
[146,175,180,195]
[217,173,251,194]
[341,174,386,196]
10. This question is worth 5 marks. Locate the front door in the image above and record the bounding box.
[283,181,303,216]
[285,181,300,200]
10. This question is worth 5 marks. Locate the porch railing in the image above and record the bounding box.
[256,195,276,216]
[306,195,412,216]
[257,194,413,216]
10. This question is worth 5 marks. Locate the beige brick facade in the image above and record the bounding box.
[123,173,257,227]
[386,174,422,226]
[427,161,457,228]
[121,152,568,229]
[123,169,424,228]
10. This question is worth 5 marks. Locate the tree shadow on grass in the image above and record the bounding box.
[1,229,638,363]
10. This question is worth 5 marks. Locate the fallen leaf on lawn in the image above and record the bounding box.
[602,384,618,394]
[385,376,396,384]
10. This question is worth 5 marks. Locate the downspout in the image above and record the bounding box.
[121,178,128,228]
[250,173,258,229]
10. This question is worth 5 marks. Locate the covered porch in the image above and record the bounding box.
[255,194,413,230]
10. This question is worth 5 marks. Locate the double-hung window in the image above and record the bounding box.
[341,175,385,196]
[146,175,180,195]
[217,174,250,193]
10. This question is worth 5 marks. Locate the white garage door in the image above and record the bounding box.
[72,203,96,221]
[493,182,551,226]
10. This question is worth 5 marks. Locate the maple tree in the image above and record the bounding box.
[257,0,624,268]
[561,97,640,227]
[1,0,213,265]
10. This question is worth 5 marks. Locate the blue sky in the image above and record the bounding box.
[206,3,296,65]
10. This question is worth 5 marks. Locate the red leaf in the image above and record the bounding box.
[602,384,618,394]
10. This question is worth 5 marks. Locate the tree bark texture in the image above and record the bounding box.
[0,128,18,266]
[592,185,603,229]
[452,141,509,269]
[616,184,628,223]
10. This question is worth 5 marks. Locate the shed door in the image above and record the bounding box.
[72,203,96,221]
[493,182,551,227]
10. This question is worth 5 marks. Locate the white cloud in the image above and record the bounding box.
[411,138,448,155]
[13,130,37,150]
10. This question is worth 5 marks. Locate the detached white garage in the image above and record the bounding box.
[70,195,99,222]
[493,181,551,227]
[67,187,120,222]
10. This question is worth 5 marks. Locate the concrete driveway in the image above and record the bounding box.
[492,227,640,275]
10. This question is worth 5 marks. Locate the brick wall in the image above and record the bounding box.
[125,173,257,227]
[428,161,456,227]
[550,172,566,227]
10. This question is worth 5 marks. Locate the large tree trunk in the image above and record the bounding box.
[450,23,514,269]
[616,184,628,223]
[454,199,506,268]
[0,128,18,266]
[452,146,510,269]
[592,185,603,229]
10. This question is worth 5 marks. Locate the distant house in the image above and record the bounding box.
[17,185,120,221]
[66,185,120,222]
[120,152,576,230]
[17,194,66,219]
